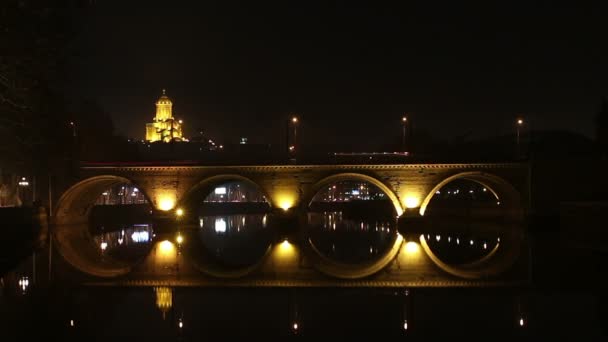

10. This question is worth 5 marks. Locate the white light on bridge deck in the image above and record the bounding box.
[403,320,408,330]
[100,242,108,251]
[519,317,525,327]
[70,319,74,327]
[214,187,227,195]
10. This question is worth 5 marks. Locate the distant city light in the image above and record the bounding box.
[214,187,227,195]
[131,231,150,243]
[18,177,29,186]
[18,276,29,292]
[403,320,408,330]
[100,241,108,251]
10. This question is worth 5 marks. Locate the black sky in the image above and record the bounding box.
[66,1,608,146]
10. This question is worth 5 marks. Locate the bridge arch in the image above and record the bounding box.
[54,175,154,277]
[178,174,272,210]
[301,172,404,279]
[417,171,524,279]
[177,174,274,278]
[303,172,403,216]
[419,171,523,219]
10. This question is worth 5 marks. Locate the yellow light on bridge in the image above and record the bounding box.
[158,196,176,211]
[176,208,184,217]
[405,241,420,254]
[176,233,184,245]
[159,240,174,252]
[404,196,420,209]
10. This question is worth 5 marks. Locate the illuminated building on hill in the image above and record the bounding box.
[145,89,186,142]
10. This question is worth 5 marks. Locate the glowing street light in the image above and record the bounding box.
[401,114,409,153]
[176,208,184,217]
[516,117,524,157]
[69,121,76,137]
[18,177,29,187]
[292,321,299,334]
[287,114,299,162]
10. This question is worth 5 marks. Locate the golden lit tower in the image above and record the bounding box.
[145,89,186,142]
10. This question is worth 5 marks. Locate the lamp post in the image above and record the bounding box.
[292,115,298,150]
[401,115,408,153]
[69,121,76,137]
[516,118,524,158]
[287,115,299,163]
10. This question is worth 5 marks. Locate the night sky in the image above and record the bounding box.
[65,1,608,146]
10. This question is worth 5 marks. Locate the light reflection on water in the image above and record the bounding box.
[195,214,272,267]
[307,211,397,264]
[424,233,500,265]
[91,223,154,263]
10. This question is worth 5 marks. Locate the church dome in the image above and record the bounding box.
[156,89,172,105]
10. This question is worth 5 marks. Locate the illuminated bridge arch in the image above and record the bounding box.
[301,172,404,279]
[54,175,153,277]
[178,174,272,210]
[303,172,404,216]
[419,171,524,219]
[417,171,525,279]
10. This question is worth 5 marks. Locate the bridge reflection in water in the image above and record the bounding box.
[48,164,529,286]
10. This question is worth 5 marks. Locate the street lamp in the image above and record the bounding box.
[291,116,298,148]
[401,115,408,153]
[69,121,76,137]
[287,114,299,163]
[516,117,524,157]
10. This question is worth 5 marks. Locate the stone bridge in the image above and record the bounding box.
[53,162,530,287]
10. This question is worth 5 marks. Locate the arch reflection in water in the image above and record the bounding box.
[424,233,500,265]
[194,214,272,268]
[307,180,398,265]
[307,211,397,264]
[424,178,509,266]
[91,224,154,263]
